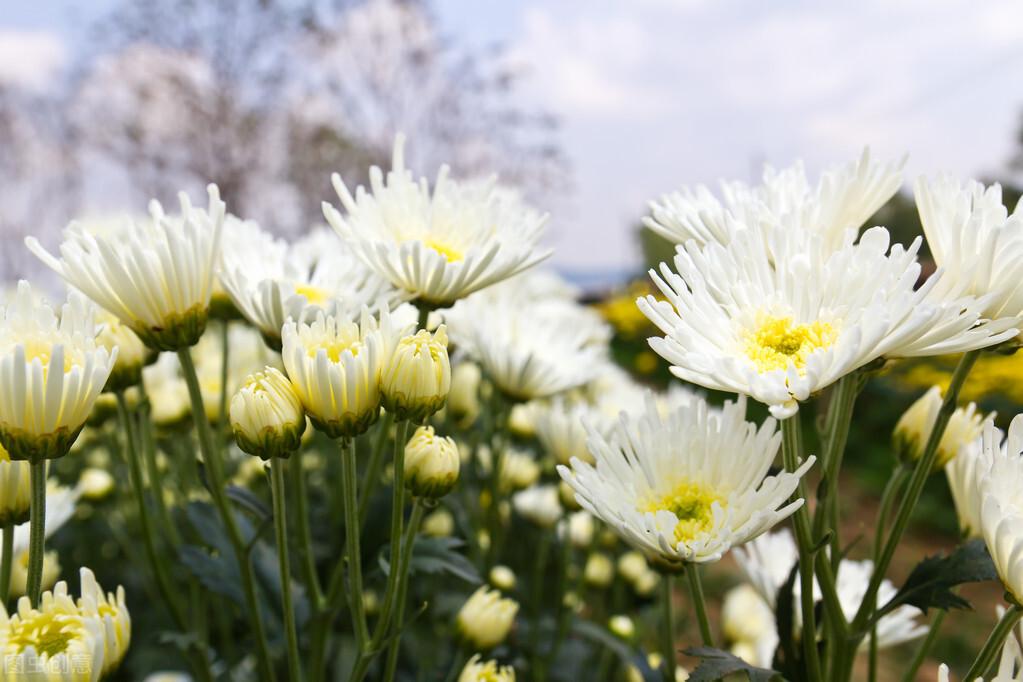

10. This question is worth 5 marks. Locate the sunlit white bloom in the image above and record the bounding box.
[976,415,1023,602]
[894,386,987,470]
[560,394,810,567]
[220,223,397,348]
[230,367,306,459]
[646,148,903,252]
[0,282,116,461]
[282,307,401,438]
[917,175,1023,320]
[324,135,551,306]
[28,186,225,351]
[445,289,605,401]
[722,584,777,668]
[946,424,998,539]
[456,586,519,650]
[734,529,925,651]
[640,227,1018,418]
[513,484,563,528]
[459,653,516,682]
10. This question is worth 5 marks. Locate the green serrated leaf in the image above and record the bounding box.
[683,647,782,682]
[879,538,997,618]
[380,536,481,584]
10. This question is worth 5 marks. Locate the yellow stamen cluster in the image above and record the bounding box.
[293,283,330,306]
[744,316,836,373]
[643,480,724,544]
[423,238,464,263]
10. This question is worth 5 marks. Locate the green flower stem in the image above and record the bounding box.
[271,459,304,682]
[0,523,12,604]
[138,396,181,546]
[381,500,427,680]
[291,452,323,608]
[529,529,554,680]
[781,413,824,682]
[901,609,945,682]
[442,648,469,682]
[659,573,676,682]
[26,459,46,608]
[367,420,410,644]
[964,603,1023,680]
[359,411,396,527]
[177,348,276,682]
[872,465,910,561]
[813,374,861,572]
[849,350,980,647]
[340,436,371,655]
[685,563,714,647]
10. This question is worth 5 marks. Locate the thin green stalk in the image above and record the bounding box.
[659,573,676,682]
[340,436,371,646]
[290,452,323,608]
[685,563,714,647]
[868,626,878,682]
[442,648,469,682]
[781,414,824,682]
[177,348,276,682]
[138,397,181,546]
[0,523,12,604]
[964,604,1023,680]
[901,609,946,682]
[26,460,46,608]
[358,411,396,527]
[271,459,304,682]
[850,350,980,641]
[873,466,910,561]
[529,529,554,680]
[813,374,860,572]
[381,500,427,680]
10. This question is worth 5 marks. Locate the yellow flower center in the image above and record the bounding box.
[22,339,75,374]
[642,480,724,544]
[308,338,363,363]
[9,611,82,658]
[293,283,330,306]
[422,238,463,263]
[744,316,836,373]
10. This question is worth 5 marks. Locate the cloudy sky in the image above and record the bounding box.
[5,0,1023,272]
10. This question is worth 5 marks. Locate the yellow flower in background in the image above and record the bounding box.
[28,185,225,351]
[459,653,516,682]
[595,281,659,339]
[230,367,306,460]
[456,586,519,651]
[404,426,460,500]
[0,443,31,525]
[381,326,451,422]
[0,282,116,462]
[95,310,148,392]
[894,386,987,470]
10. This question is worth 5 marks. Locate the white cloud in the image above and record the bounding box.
[0,30,66,92]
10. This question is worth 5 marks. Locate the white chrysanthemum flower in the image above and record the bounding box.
[447,361,482,426]
[722,583,777,667]
[456,586,519,650]
[646,148,904,251]
[734,529,926,651]
[512,484,563,528]
[535,397,594,466]
[640,227,1018,418]
[78,567,131,676]
[230,367,306,459]
[559,394,811,567]
[220,222,398,348]
[281,307,401,438]
[28,185,226,351]
[946,421,1000,539]
[445,290,605,401]
[323,135,551,307]
[894,386,987,470]
[459,653,516,682]
[917,175,1023,320]
[142,353,191,426]
[0,282,116,462]
[95,309,148,392]
[976,415,1023,602]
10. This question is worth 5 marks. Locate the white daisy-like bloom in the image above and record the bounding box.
[0,282,116,462]
[916,175,1023,320]
[512,484,563,528]
[946,421,999,539]
[640,226,1019,419]
[459,653,516,682]
[141,353,191,426]
[976,415,1023,603]
[220,222,398,348]
[323,134,551,307]
[281,307,402,438]
[558,394,811,567]
[28,185,226,351]
[535,397,594,466]
[646,148,904,252]
[893,386,988,470]
[733,529,926,651]
[77,567,131,676]
[722,583,777,667]
[444,287,606,401]
[937,608,1023,681]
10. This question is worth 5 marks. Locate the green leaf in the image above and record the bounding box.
[773,560,799,675]
[879,538,997,618]
[226,484,272,522]
[683,647,782,682]
[379,537,481,584]
[571,619,658,682]
[179,544,245,606]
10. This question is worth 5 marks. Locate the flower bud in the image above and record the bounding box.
[229,367,306,459]
[96,311,149,392]
[489,565,517,592]
[894,386,986,470]
[507,403,537,438]
[512,485,562,528]
[633,570,659,597]
[422,508,455,537]
[79,468,115,501]
[0,443,30,525]
[584,552,614,588]
[404,426,460,499]
[458,654,515,682]
[499,450,540,492]
[565,510,594,548]
[381,326,451,422]
[448,362,482,426]
[456,586,519,650]
[608,614,635,640]
[617,551,649,585]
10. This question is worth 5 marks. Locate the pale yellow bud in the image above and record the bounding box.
[634,570,659,596]
[97,310,149,392]
[558,480,581,510]
[507,403,537,438]
[489,565,517,591]
[363,590,380,616]
[584,552,614,588]
[499,450,540,492]
[422,508,456,537]
[404,426,460,499]
[456,586,519,650]
[608,614,635,640]
[458,654,516,682]
[79,468,115,501]
[381,326,451,422]
[565,510,594,548]
[722,584,774,645]
[230,367,306,459]
[617,551,649,585]
[894,386,986,470]
[9,549,60,598]
[512,485,562,528]
[448,362,482,426]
